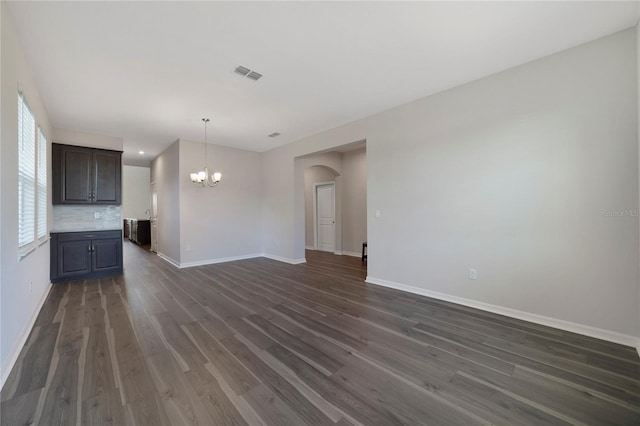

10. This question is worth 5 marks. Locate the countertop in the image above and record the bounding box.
[50,227,122,234]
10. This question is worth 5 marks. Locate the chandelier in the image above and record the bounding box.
[190,118,222,187]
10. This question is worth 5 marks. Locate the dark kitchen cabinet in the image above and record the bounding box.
[51,230,123,283]
[53,143,122,205]
[128,219,151,246]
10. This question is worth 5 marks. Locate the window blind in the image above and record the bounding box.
[37,126,47,239]
[18,93,36,248]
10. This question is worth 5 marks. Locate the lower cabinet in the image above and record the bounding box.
[127,219,151,246]
[51,230,123,283]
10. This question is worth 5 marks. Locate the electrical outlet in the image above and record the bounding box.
[468,268,477,280]
[94,212,100,219]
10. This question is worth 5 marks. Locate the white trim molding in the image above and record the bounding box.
[156,252,181,268]
[365,276,640,349]
[340,251,362,258]
[180,253,262,268]
[158,251,308,268]
[157,252,263,269]
[1,283,52,389]
[305,245,315,250]
[262,253,307,265]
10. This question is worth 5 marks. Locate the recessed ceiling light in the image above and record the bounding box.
[138,151,144,155]
[267,132,280,138]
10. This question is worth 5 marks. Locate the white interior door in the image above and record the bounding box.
[316,183,335,252]
[150,182,158,253]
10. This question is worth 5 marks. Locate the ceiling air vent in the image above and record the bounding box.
[246,71,263,81]
[234,65,250,76]
[234,65,263,81]
[268,132,280,138]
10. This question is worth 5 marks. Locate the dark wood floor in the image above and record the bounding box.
[2,241,640,425]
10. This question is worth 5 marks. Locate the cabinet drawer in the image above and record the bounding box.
[55,230,122,242]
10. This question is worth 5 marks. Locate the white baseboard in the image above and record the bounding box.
[157,252,181,268]
[158,251,307,267]
[262,253,307,265]
[180,253,262,268]
[1,283,52,390]
[341,251,362,258]
[365,276,640,349]
[305,245,315,250]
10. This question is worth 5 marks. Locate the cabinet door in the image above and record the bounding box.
[92,238,122,274]
[58,240,92,278]
[55,145,93,204]
[93,151,121,204]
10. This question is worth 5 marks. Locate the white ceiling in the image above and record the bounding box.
[7,1,639,166]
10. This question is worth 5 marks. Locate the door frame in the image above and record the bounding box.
[150,181,158,253]
[313,181,335,251]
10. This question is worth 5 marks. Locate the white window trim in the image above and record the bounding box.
[17,92,48,261]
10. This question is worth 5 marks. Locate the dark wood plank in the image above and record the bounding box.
[146,350,216,425]
[184,370,249,426]
[267,343,405,426]
[82,325,117,401]
[332,361,483,425]
[6,323,59,400]
[222,335,335,426]
[243,384,308,426]
[0,389,42,426]
[81,391,125,426]
[124,392,171,426]
[40,348,80,425]
[246,314,343,375]
[182,321,260,395]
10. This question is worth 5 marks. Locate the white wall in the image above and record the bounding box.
[178,140,263,266]
[305,166,337,248]
[637,21,640,341]
[151,141,181,265]
[1,1,54,386]
[262,29,639,342]
[52,128,123,151]
[122,165,151,219]
[342,147,367,255]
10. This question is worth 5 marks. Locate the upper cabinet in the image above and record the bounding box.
[53,143,122,205]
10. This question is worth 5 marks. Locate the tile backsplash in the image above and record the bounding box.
[52,205,122,232]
